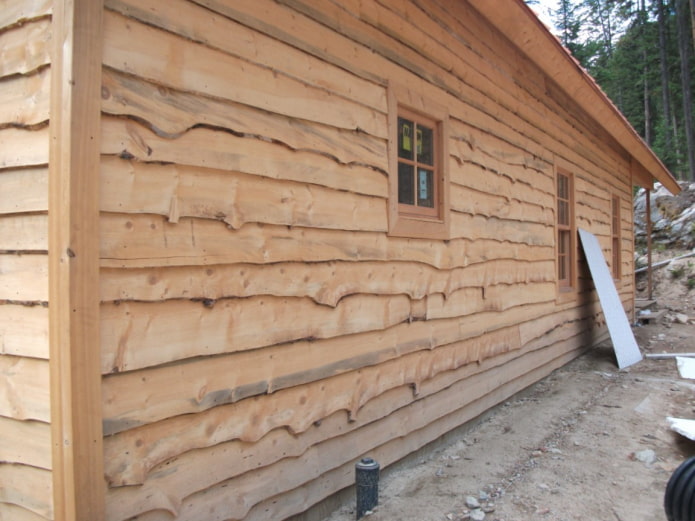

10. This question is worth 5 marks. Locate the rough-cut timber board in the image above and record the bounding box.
[578,228,641,369]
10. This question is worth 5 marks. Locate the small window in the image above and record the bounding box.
[387,82,449,239]
[611,195,621,280]
[556,170,575,290]
[397,112,438,217]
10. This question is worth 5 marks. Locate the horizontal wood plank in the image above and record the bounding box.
[0,0,51,31]
[0,168,48,215]
[0,463,52,520]
[99,259,554,305]
[100,68,388,169]
[0,18,51,78]
[100,116,387,198]
[101,10,387,138]
[0,67,50,126]
[0,502,50,521]
[0,214,48,251]
[0,417,51,469]
[0,354,50,421]
[99,214,553,269]
[0,254,48,301]
[100,294,413,374]
[0,127,49,169]
[100,157,387,232]
[0,304,48,359]
[105,0,387,113]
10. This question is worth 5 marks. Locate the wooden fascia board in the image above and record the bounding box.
[467,0,681,195]
[49,1,105,520]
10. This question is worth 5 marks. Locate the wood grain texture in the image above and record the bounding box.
[100,116,387,198]
[0,214,48,251]
[105,332,587,520]
[0,18,51,78]
[99,214,553,269]
[0,0,51,31]
[101,10,387,138]
[0,463,52,520]
[0,304,49,359]
[0,127,49,169]
[48,1,106,519]
[0,168,48,214]
[0,254,48,301]
[100,157,387,232]
[0,6,53,520]
[102,304,596,486]
[0,68,50,126]
[0,417,51,469]
[100,68,388,170]
[99,259,554,305]
[0,354,50,421]
[100,294,413,373]
[105,0,387,113]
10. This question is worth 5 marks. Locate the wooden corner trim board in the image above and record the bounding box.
[49,1,105,520]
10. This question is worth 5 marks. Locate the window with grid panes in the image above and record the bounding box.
[557,171,574,289]
[387,82,450,239]
[397,111,439,218]
[611,195,621,280]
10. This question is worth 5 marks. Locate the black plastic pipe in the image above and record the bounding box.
[355,457,380,520]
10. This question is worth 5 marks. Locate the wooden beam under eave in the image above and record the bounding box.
[49,1,105,520]
[631,158,654,190]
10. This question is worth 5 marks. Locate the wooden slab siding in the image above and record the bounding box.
[103,327,598,521]
[0,4,52,521]
[98,0,636,520]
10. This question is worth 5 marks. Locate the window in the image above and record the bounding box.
[611,195,621,280]
[387,82,449,239]
[556,170,575,290]
[397,111,439,217]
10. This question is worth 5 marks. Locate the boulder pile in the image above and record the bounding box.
[634,182,695,249]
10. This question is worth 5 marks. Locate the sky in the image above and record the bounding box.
[527,0,559,31]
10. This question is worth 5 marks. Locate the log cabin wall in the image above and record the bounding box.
[0,2,54,520]
[98,1,633,520]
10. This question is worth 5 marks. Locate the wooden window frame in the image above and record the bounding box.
[387,82,450,239]
[611,194,622,280]
[555,167,576,296]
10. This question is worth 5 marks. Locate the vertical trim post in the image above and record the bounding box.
[49,1,105,519]
[646,189,653,300]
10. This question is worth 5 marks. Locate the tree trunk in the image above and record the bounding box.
[644,50,651,145]
[658,0,674,158]
[676,0,695,181]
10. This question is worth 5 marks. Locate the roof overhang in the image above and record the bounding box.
[467,0,681,195]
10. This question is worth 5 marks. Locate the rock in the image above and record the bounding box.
[675,313,690,324]
[635,182,695,249]
[634,449,657,465]
[465,496,480,509]
[469,508,486,521]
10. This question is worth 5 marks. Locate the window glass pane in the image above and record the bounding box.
[558,200,568,226]
[398,118,414,160]
[557,174,568,199]
[417,125,434,166]
[417,168,434,208]
[398,162,415,204]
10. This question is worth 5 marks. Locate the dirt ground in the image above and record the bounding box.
[325,253,695,521]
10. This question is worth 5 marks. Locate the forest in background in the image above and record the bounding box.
[526,0,695,182]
